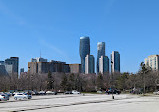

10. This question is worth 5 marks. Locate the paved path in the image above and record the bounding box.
[0,94,159,112]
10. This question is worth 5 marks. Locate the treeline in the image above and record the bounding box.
[0,63,158,93]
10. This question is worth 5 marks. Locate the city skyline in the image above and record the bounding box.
[1,0,159,73]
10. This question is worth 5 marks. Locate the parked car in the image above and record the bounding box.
[0,95,6,101]
[106,89,121,95]
[31,91,39,95]
[0,94,9,101]
[153,90,159,95]
[38,91,46,95]
[46,91,57,95]
[1,92,11,97]
[14,93,31,100]
[64,91,73,94]
[97,91,103,94]
[72,90,80,94]
[23,93,32,99]
[130,88,142,94]
[12,92,20,96]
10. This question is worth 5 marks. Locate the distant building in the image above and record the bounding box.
[20,68,24,74]
[145,55,159,71]
[5,64,13,76]
[0,65,7,76]
[28,58,70,74]
[80,37,90,73]
[0,57,19,77]
[85,55,95,74]
[97,42,105,73]
[111,51,120,73]
[69,64,81,74]
[99,56,109,74]
[5,57,19,75]
[0,61,7,76]
[0,61,5,65]
[31,57,47,62]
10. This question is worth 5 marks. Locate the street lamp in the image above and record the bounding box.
[111,61,114,99]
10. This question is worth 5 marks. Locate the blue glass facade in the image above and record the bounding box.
[80,37,90,73]
[111,51,120,73]
[97,42,105,73]
[103,56,109,73]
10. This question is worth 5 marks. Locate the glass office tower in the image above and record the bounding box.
[97,42,105,73]
[80,37,90,73]
[111,51,120,73]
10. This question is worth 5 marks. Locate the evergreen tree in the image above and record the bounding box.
[60,74,68,91]
[47,71,53,90]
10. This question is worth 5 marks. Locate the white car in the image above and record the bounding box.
[46,91,57,95]
[14,93,30,100]
[72,90,80,94]
[0,94,8,101]
[97,91,102,94]
[153,91,159,95]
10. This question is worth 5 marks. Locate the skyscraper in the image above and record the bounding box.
[97,42,105,73]
[85,54,95,74]
[99,56,109,74]
[111,51,120,73]
[80,37,90,73]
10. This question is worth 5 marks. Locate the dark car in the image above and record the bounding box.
[106,89,121,95]
[64,91,73,94]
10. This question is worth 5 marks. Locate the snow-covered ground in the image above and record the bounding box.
[0,94,159,112]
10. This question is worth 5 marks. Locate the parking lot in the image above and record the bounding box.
[0,94,159,112]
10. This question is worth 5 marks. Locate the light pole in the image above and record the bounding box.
[111,61,114,99]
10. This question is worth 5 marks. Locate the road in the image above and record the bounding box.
[0,94,159,112]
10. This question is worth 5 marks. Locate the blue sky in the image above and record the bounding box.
[0,0,159,73]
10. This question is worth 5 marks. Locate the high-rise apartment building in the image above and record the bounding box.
[111,51,120,73]
[97,42,105,73]
[80,37,90,73]
[145,55,159,71]
[99,56,109,74]
[85,54,95,74]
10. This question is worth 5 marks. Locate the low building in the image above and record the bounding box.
[69,64,81,74]
[28,58,70,74]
